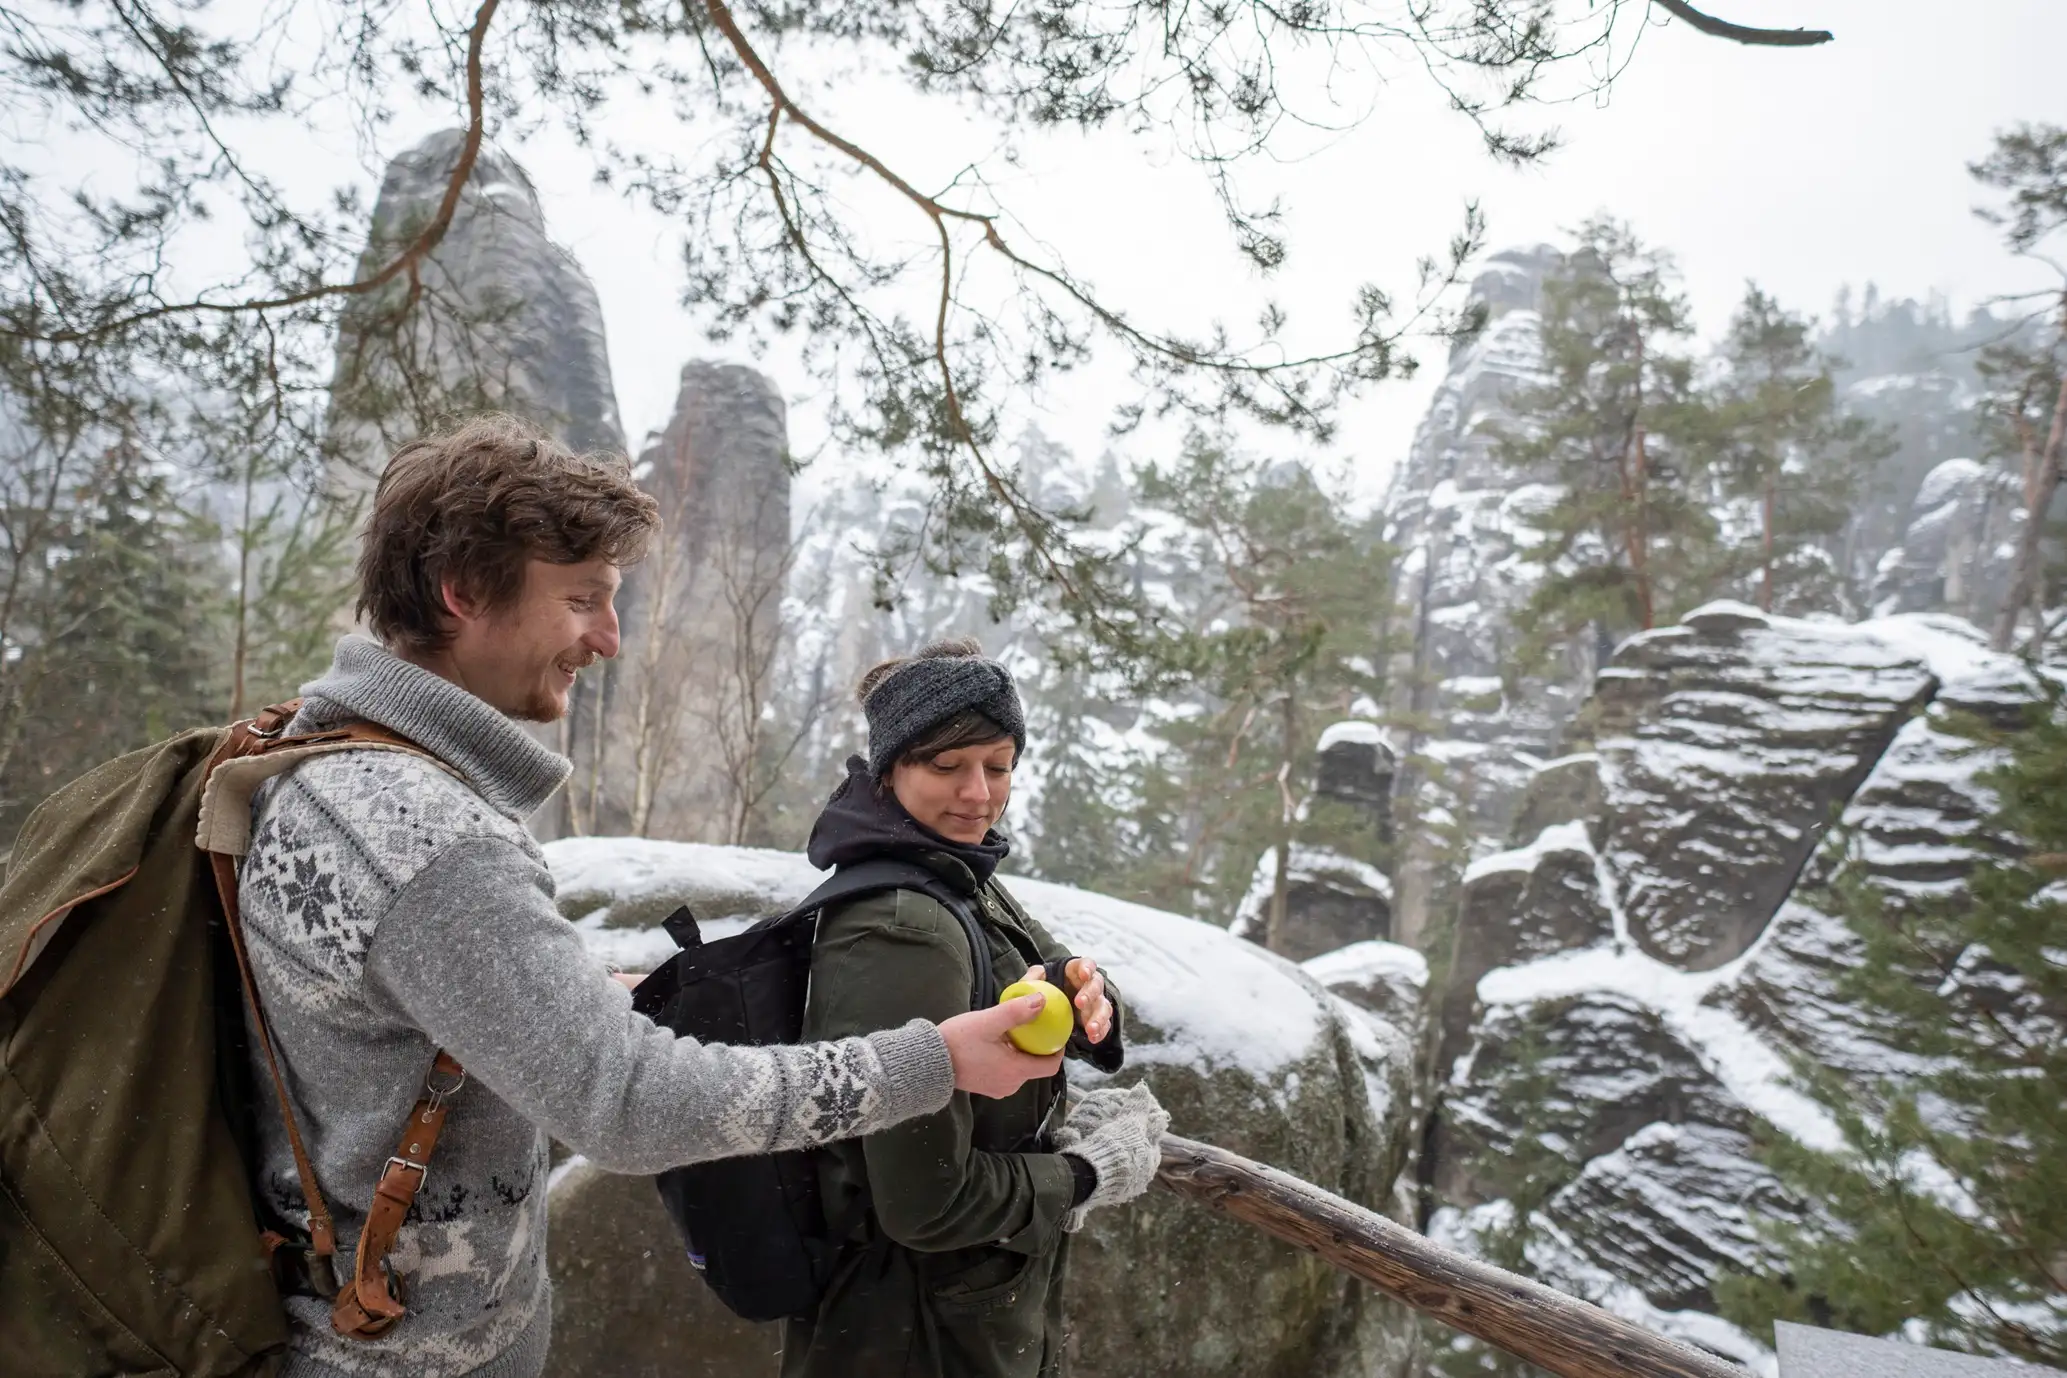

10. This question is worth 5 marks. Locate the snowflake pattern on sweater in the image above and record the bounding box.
[238,638,953,1378]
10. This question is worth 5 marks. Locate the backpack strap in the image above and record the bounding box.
[201,702,466,1334]
[795,859,996,1010]
[328,1051,466,1338]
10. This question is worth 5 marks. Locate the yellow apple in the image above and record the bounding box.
[996,978,1073,1056]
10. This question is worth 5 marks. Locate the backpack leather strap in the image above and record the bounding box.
[329,1052,466,1338]
[204,702,465,1332]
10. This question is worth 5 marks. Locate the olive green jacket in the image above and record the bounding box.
[779,855,1124,1378]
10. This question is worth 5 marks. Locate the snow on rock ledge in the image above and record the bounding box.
[539,839,1417,1378]
[1428,606,2044,1363]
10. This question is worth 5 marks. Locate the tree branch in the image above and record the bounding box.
[9,0,503,345]
[1651,0,1832,47]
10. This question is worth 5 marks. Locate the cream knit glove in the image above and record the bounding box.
[1054,1084,1170,1232]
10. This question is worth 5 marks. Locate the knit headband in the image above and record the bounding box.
[864,655,1026,777]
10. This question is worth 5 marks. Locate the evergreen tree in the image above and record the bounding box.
[1,437,226,841]
[1495,218,1716,671]
[1111,435,1392,941]
[1704,285,1888,615]
[1718,691,2067,1365]
[1969,123,2067,652]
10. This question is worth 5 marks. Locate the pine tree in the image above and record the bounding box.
[1113,435,1392,941]
[1970,123,2067,652]
[1704,285,1888,615]
[1,438,227,840]
[1717,691,2067,1365]
[1495,217,1715,670]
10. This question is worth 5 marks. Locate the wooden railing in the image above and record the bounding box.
[1157,1133,1749,1378]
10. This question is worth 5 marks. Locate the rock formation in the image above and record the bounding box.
[569,362,794,843]
[1871,457,2021,626]
[1375,245,1601,945]
[538,838,1421,1378]
[322,129,629,837]
[1425,602,2043,1362]
[325,128,625,487]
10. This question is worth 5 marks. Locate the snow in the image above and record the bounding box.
[1910,457,1985,510]
[1476,941,1842,1152]
[1866,613,2036,700]
[549,835,819,923]
[1004,875,1336,1086]
[1302,940,1429,991]
[541,837,1367,1095]
[1465,817,1846,1152]
[1231,843,1395,936]
[1439,675,1505,700]
[1315,719,1386,753]
[1462,820,1591,884]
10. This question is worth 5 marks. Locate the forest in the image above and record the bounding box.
[1,2,2060,1376]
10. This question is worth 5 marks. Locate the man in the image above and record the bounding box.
[237,416,1063,1378]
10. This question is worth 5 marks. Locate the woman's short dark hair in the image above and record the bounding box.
[858,637,1016,771]
[356,413,659,653]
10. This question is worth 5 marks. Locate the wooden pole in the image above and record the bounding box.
[1157,1133,1750,1378]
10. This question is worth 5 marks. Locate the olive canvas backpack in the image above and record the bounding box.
[0,704,461,1376]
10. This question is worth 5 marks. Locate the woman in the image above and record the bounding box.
[780,639,1170,1378]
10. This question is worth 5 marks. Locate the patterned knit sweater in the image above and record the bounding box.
[239,637,955,1378]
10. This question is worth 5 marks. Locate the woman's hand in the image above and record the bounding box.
[1025,959,1113,1045]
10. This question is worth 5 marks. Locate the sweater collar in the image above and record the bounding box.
[295,635,571,821]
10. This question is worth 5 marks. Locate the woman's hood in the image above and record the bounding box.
[805,755,1011,889]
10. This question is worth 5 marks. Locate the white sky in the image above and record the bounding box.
[497,0,2067,506]
[51,0,2061,506]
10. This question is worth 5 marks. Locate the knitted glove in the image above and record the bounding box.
[1053,1084,1170,1232]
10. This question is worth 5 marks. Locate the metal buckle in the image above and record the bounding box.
[385,1156,429,1193]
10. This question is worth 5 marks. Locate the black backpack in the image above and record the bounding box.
[629,859,999,1323]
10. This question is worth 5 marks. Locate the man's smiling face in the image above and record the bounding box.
[444,558,622,722]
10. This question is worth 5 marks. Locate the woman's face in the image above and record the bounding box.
[888,738,1017,844]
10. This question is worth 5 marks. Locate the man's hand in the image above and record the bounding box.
[939,992,1065,1098]
[1030,959,1114,1045]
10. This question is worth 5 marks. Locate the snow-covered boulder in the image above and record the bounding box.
[1583,601,1942,970]
[1871,457,2020,626]
[1228,843,1394,961]
[1303,940,1429,1036]
[539,841,1417,1378]
[1428,605,2045,1365]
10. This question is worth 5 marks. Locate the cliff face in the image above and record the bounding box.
[325,129,625,487]
[1376,246,1601,944]
[571,362,794,843]
[1425,602,2043,1362]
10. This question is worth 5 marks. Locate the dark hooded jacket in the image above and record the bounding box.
[779,758,1125,1378]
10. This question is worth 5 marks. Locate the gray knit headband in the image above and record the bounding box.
[864,656,1026,777]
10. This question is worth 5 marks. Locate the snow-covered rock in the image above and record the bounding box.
[1871,457,2020,625]
[584,361,794,841]
[1228,843,1395,961]
[1428,604,2046,1361]
[1584,600,1941,969]
[1376,245,1600,943]
[1304,940,1429,1036]
[539,840,1417,1378]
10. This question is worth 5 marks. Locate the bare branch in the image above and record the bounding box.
[1651,0,1833,48]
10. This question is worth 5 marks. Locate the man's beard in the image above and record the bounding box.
[511,649,598,723]
[511,688,563,724]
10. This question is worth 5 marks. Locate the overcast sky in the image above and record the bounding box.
[185,1,2067,507]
